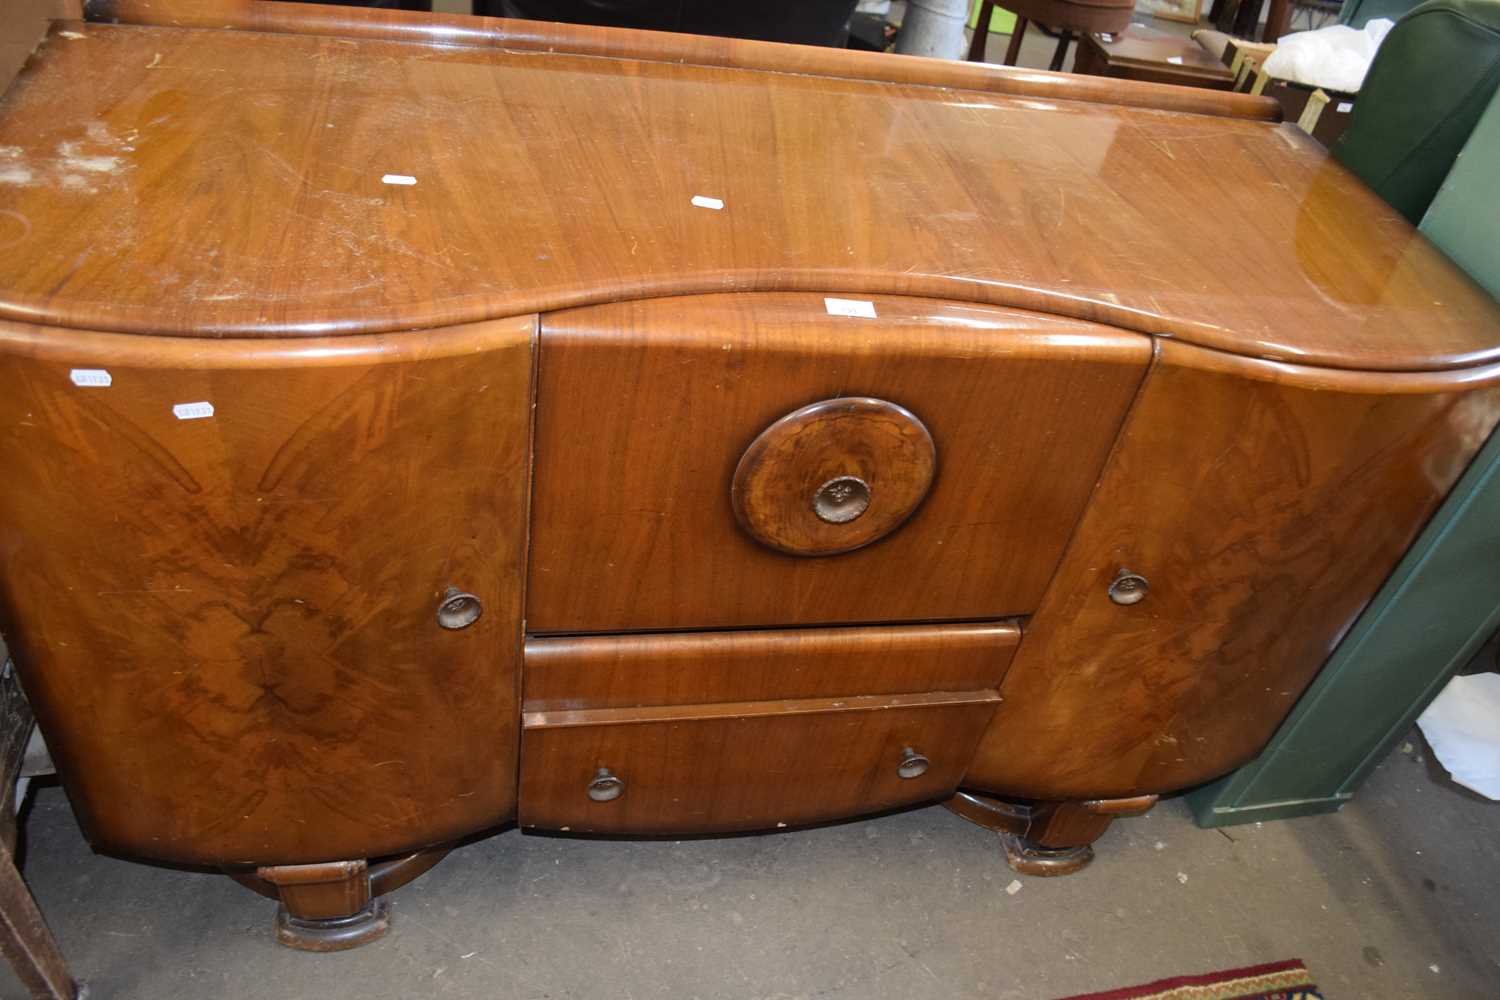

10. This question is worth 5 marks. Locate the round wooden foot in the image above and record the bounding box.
[274,899,390,952]
[999,832,1095,877]
[225,845,450,952]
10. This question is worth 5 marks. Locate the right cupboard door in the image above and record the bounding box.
[527,293,1151,633]
[963,340,1500,802]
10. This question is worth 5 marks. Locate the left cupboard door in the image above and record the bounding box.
[0,316,535,866]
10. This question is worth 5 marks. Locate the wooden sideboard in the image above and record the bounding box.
[0,0,1497,954]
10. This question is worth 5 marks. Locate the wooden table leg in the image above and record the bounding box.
[1048,30,1073,72]
[0,840,79,1000]
[1262,0,1292,42]
[1003,14,1028,65]
[966,0,996,61]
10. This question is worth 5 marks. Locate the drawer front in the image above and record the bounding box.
[523,621,1020,711]
[528,292,1150,632]
[519,692,1000,834]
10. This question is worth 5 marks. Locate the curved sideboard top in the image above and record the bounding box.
[0,0,1488,373]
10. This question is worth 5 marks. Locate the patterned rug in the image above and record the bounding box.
[1054,959,1323,1000]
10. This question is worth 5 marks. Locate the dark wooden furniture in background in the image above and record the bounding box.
[480,0,860,46]
[1073,22,1237,88]
[0,0,1497,960]
[1208,0,1295,42]
[0,648,80,1000]
[967,0,1136,69]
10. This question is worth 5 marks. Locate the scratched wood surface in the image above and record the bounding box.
[0,6,1492,371]
[0,317,534,865]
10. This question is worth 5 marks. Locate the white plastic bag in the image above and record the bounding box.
[1418,672,1500,800]
[1262,18,1395,93]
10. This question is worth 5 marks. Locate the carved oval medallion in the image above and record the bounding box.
[732,397,936,557]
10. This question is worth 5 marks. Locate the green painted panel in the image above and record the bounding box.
[1421,94,1500,299]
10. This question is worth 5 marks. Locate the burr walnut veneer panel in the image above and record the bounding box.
[964,343,1500,801]
[0,318,534,865]
[528,293,1150,632]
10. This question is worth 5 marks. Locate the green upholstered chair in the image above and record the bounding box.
[1332,0,1500,222]
[1338,0,1425,28]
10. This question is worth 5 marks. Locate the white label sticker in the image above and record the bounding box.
[69,368,112,387]
[381,174,417,186]
[1336,101,1353,113]
[824,297,877,319]
[690,195,724,210]
[172,401,215,420]
[1167,56,1184,65]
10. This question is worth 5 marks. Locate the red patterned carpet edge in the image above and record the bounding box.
[1052,959,1323,1000]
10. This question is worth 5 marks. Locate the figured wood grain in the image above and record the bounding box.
[527,293,1150,633]
[962,340,1500,801]
[90,0,1279,121]
[0,316,535,866]
[0,14,1494,370]
[732,397,937,557]
[523,622,1021,711]
[519,691,1000,833]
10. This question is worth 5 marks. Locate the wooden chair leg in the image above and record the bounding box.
[1002,15,1028,65]
[1048,30,1073,72]
[0,844,79,1000]
[966,0,995,61]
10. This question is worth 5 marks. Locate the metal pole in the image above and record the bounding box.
[894,0,972,60]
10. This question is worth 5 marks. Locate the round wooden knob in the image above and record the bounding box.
[732,397,936,557]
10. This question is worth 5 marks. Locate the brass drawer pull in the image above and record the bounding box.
[436,587,483,630]
[897,747,930,780]
[1107,570,1149,606]
[587,768,625,802]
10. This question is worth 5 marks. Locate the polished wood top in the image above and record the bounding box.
[0,2,1495,371]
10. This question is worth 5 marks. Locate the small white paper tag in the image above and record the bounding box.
[1336,101,1353,113]
[1167,56,1184,65]
[69,368,112,387]
[690,195,724,210]
[172,401,215,421]
[381,174,417,186]
[824,297,877,319]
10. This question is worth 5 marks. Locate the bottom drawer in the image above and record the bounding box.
[519,691,1000,834]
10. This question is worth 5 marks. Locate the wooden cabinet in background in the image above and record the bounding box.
[0,0,1497,958]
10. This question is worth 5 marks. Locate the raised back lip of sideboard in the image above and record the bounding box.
[0,0,1488,375]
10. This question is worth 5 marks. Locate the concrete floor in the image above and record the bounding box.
[3,731,1496,999]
